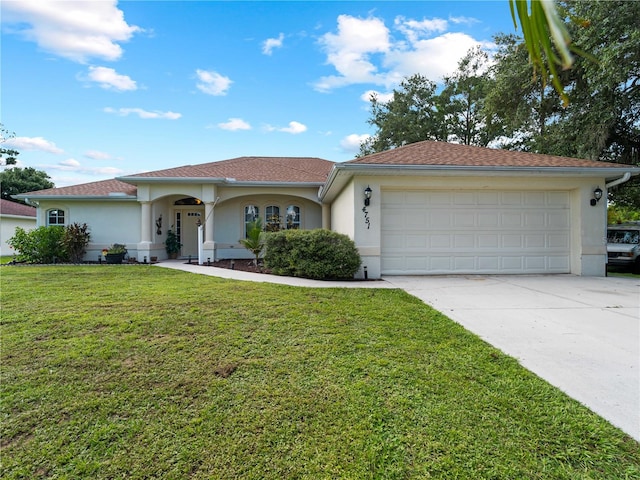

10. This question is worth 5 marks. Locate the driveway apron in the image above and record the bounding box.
[384,274,640,441]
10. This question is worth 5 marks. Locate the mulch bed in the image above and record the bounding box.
[204,259,271,274]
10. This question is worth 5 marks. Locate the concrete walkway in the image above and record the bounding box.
[156,261,639,441]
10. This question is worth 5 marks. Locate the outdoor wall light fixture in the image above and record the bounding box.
[364,186,372,206]
[590,186,603,206]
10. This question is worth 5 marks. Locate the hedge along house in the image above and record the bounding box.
[16,141,639,278]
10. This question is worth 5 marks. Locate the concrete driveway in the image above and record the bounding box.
[383,274,640,441]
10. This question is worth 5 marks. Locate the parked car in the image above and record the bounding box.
[607,224,640,274]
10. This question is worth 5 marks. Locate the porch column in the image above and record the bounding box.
[205,201,215,243]
[140,201,152,243]
[202,201,215,262]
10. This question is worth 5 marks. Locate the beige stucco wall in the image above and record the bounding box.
[330,179,356,239]
[35,199,142,261]
[136,183,324,261]
[0,215,36,256]
[213,192,323,260]
[331,173,609,279]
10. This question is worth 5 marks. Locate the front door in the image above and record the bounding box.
[175,209,203,258]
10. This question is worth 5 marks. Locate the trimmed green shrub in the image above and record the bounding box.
[608,205,640,224]
[265,229,361,280]
[63,223,91,263]
[8,226,68,263]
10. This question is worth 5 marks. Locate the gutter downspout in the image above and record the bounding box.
[602,172,632,276]
[605,172,631,189]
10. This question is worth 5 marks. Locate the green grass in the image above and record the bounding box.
[0,256,14,265]
[1,266,638,479]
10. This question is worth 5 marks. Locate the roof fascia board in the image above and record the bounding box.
[13,194,138,201]
[319,163,640,201]
[0,214,36,220]
[117,176,325,188]
[220,181,325,188]
[334,163,639,176]
[117,176,228,184]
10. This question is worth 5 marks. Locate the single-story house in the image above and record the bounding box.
[0,198,37,256]
[15,141,639,278]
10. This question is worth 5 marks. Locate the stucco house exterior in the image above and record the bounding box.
[15,141,639,278]
[0,199,37,256]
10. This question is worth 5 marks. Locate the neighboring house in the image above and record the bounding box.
[15,141,640,278]
[0,199,37,256]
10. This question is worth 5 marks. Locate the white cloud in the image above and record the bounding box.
[394,16,448,42]
[104,107,181,120]
[340,134,370,153]
[279,121,307,134]
[262,33,284,55]
[217,118,251,131]
[314,15,391,92]
[360,89,394,104]
[449,16,480,26]
[85,66,137,91]
[59,158,80,168]
[84,150,112,160]
[314,14,489,92]
[1,0,141,63]
[263,121,307,134]
[44,158,124,176]
[195,69,232,96]
[4,136,63,154]
[386,32,483,81]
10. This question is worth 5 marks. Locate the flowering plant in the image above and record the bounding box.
[106,244,127,254]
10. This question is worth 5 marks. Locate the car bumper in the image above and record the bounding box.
[607,257,636,267]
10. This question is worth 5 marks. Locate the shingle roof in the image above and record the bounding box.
[16,145,637,200]
[125,156,335,183]
[19,179,137,197]
[0,199,37,216]
[346,140,633,169]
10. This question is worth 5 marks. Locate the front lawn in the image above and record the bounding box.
[1,266,638,479]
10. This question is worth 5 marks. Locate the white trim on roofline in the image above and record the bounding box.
[116,176,326,188]
[319,163,640,202]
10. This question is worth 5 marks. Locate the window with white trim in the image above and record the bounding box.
[244,205,259,237]
[47,209,65,226]
[265,205,281,232]
[285,205,300,229]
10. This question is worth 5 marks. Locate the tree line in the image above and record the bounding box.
[359,1,639,208]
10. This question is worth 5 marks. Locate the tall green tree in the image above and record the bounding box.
[0,167,54,201]
[0,124,19,166]
[560,0,640,164]
[358,74,448,156]
[442,46,494,146]
[484,33,567,154]
[509,1,640,207]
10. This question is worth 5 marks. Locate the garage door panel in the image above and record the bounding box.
[548,211,569,227]
[454,212,475,227]
[382,190,571,275]
[478,213,499,227]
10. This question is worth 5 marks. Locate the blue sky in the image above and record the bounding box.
[2,1,515,187]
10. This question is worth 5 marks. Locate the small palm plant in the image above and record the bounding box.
[240,218,265,268]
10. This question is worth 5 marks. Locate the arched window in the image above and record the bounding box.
[244,205,259,237]
[265,205,281,232]
[285,205,300,229]
[47,209,65,226]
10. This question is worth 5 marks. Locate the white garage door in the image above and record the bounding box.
[381,190,571,274]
